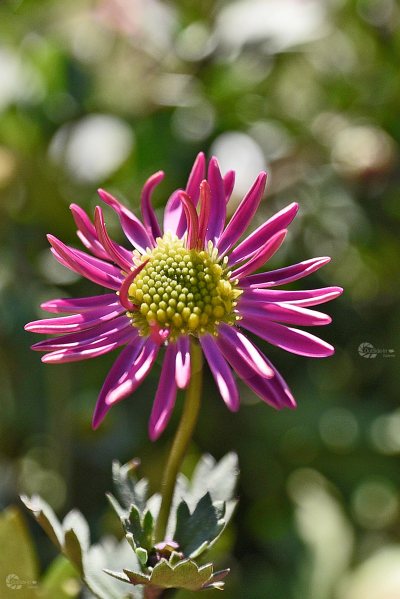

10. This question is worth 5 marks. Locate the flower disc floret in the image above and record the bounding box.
[127,234,241,340]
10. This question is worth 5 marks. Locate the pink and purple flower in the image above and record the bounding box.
[25,153,342,439]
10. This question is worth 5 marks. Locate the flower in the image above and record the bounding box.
[25,153,342,440]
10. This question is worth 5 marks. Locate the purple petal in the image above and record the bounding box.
[205,157,226,245]
[119,260,149,311]
[25,303,125,334]
[217,172,267,256]
[175,336,190,389]
[92,338,146,429]
[141,171,164,241]
[149,343,178,440]
[224,171,235,204]
[200,334,239,411]
[186,151,206,205]
[217,322,274,378]
[240,257,331,288]
[178,191,199,249]
[228,202,299,267]
[40,294,118,314]
[94,206,133,271]
[48,236,123,290]
[106,338,159,406]
[70,204,109,260]
[254,353,296,409]
[71,246,123,276]
[231,230,287,279]
[31,315,131,351]
[240,315,335,357]
[241,286,343,307]
[238,301,332,326]
[41,326,135,363]
[163,190,184,237]
[216,330,288,409]
[198,180,212,250]
[98,189,153,253]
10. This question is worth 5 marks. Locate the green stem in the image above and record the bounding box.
[154,338,203,543]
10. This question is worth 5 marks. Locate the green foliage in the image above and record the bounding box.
[108,559,228,592]
[20,496,141,598]
[174,494,225,559]
[22,453,238,595]
[0,506,81,599]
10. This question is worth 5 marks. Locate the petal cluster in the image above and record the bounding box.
[25,153,342,440]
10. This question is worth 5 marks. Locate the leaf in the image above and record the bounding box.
[0,507,39,599]
[102,569,132,584]
[64,529,84,575]
[135,547,148,566]
[117,559,220,592]
[41,555,81,599]
[106,493,127,519]
[121,569,150,585]
[191,453,239,504]
[112,460,148,513]
[174,493,226,558]
[63,510,90,553]
[85,537,143,599]
[20,495,63,551]
[124,505,143,545]
[150,560,213,590]
[123,504,154,553]
[141,510,154,549]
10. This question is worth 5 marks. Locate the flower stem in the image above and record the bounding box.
[154,338,203,543]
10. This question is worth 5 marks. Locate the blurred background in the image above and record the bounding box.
[0,0,399,597]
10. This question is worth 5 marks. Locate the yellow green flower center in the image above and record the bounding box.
[127,234,242,340]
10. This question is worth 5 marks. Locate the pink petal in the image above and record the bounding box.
[70,204,109,260]
[240,257,331,288]
[240,315,335,357]
[163,190,184,237]
[98,188,153,252]
[231,230,287,279]
[178,191,199,249]
[205,157,226,245]
[241,286,343,307]
[48,236,123,290]
[175,336,191,389]
[118,260,149,311]
[217,172,267,256]
[25,303,125,334]
[41,326,135,363]
[200,334,239,411]
[94,206,134,271]
[106,338,159,407]
[216,330,288,409]
[238,301,332,326]
[31,315,131,351]
[228,202,299,267]
[197,180,212,250]
[141,171,164,241]
[40,294,118,314]
[186,151,206,206]
[217,322,274,378]
[92,338,146,429]
[149,343,178,440]
[223,170,235,204]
